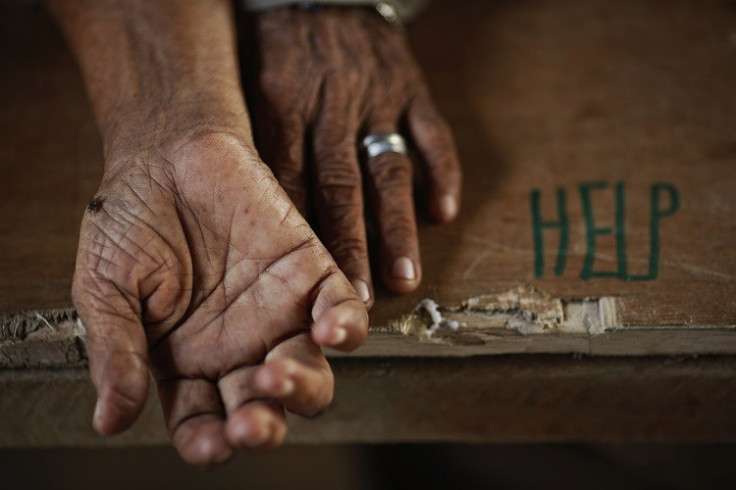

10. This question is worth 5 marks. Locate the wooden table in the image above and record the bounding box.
[1,0,735,446]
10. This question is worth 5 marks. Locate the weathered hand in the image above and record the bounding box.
[252,7,462,305]
[73,133,367,465]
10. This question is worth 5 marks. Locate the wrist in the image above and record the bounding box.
[47,0,254,159]
[99,94,253,163]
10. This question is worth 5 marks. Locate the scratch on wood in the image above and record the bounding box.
[461,250,493,279]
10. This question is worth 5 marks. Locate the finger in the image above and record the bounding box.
[407,90,462,222]
[216,368,288,450]
[224,400,287,451]
[259,114,308,215]
[312,80,373,307]
[310,271,369,352]
[217,334,332,420]
[72,275,150,436]
[217,367,288,450]
[364,123,422,294]
[255,8,311,216]
[258,333,334,416]
[157,378,233,466]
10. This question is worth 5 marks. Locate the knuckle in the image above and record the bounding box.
[315,163,362,206]
[380,208,417,242]
[372,59,402,89]
[368,155,412,189]
[317,166,360,190]
[313,120,353,150]
[383,219,416,242]
[99,353,147,408]
[427,156,461,183]
[324,199,364,224]
[313,143,357,169]
[315,96,352,130]
[342,66,362,89]
[104,378,142,414]
[329,236,368,264]
[318,184,362,213]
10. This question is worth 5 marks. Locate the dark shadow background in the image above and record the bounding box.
[2,444,736,490]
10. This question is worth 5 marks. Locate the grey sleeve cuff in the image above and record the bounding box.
[239,0,428,22]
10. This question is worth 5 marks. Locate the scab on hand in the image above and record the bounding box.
[86,196,104,214]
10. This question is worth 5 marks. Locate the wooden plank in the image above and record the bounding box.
[2,356,735,446]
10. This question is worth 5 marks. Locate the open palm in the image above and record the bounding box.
[73,134,367,465]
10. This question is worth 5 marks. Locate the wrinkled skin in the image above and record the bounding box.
[48,0,457,467]
[45,0,370,466]
[74,133,367,466]
[252,8,462,305]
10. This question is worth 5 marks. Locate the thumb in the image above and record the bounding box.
[73,274,150,436]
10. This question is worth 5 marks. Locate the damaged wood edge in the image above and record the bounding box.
[2,289,735,368]
[0,309,87,369]
[0,307,78,341]
[346,286,736,357]
[374,286,618,338]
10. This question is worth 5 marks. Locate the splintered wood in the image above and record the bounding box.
[388,287,565,337]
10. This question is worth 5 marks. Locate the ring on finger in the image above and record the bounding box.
[362,133,408,159]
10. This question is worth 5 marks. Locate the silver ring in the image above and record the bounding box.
[362,133,408,159]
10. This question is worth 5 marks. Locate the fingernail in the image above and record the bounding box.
[440,194,457,219]
[391,257,416,281]
[332,327,347,345]
[351,279,371,304]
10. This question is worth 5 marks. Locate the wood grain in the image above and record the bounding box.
[2,356,735,446]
